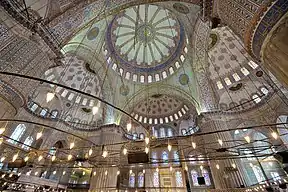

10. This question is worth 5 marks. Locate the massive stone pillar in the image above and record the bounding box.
[89,125,123,191]
[200,118,247,189]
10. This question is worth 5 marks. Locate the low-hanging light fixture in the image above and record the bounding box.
[192,142,196,149]
[244,136,251,143]
[145,147,149,154]
[123,148,127,155]
[168,143,172,152]
[89,148,93,156]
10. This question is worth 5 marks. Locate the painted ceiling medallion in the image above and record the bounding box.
[106,4,185,82]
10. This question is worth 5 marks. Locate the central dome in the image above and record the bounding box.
[105,4,186,83]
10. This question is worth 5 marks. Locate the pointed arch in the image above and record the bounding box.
[8,124,26,144]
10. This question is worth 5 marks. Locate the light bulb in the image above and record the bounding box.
[170,166,173,172]
[145,137,149,145]
[127,123,132,132]
[9,173,13,177]
[92,106,98,115]
[63,171,66,175]
[117,170,120,175]
[51,155,56,162]
[36,132,43,140]
[200,165,203,170]
[249,163,253,167]
[123,148,127,155]
[0,128,5,135]
[0,157,5,162]
[156,168,159,172]
[143,170,145,174]
[102,150,108,158]
[244,136,251,143]
[93,171,96,176]
[69,142,75,149]
[53,171,56,175]
[1,174,5,178]
[232,163,236,169]
[38,155,43,162]
[185,166,188,171]
[129,170,132,174]
[271,132,278,139]
[192,142,196,149]
[17,173,21,176]
[83,171,85,176]
[88,148,93,156]
[12,153,18,162]
[145,147,149,154]
[24,156,29,162]
[46,92,55,103]
[68,154,72,160]
[168,144,172,152]
[34,172,38,176]
[0,138,3,145]
[218,139,223,146]
[105,170,108,175]
[216,164,220,169]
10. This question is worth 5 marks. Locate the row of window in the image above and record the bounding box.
[132,105,189,124]
[28,101,59,119]
[151,150,180,166]
[216,61,258,90]
[106,48,187,83]
[6,124,34,150]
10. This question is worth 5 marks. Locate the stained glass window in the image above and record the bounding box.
[202,169,211,186]
[181,129,187,136]
[129,173,135,187]
[138,172,144,187]
[153,171,159,187]
[175,171,184,187]
[48,147,56,156]
[22,136,34,150]
[252,166,265,183]
[271,172,281,181]
[152,151,158,166]
[160,128,165,138]
[173,151,180,165]
[8,124,26,144]
[40,108,48,117]
[51,110,58,118]
[167,128,173,137]
[191,170,199,186]
[162,151,169,165]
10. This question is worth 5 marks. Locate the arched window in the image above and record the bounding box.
[22,136,34,150]
[175,171,184,187]
[30,103,38,112]
[270,172,281,181]
[162,151,169,165]
[129,172,135,187]
[40,108,48,117]
[173,151,180,165]
[252,94,261,103]
[153,171,159,187]
[51,110,59,119]
[202,169,211,186]
[154,129,158,138]
[181,129,187,136]
[167,128,173,137]
[261,87,269,95]
[152,151,158,166]
[191,170,199,186]
[160,128,165,138]
[138,172,144,187]
[133,133,137,140]
[277,115,288,145]
[8,124,26,144]
[139,133,145,140]
[48,147,56,156]
[252,166,265,183]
